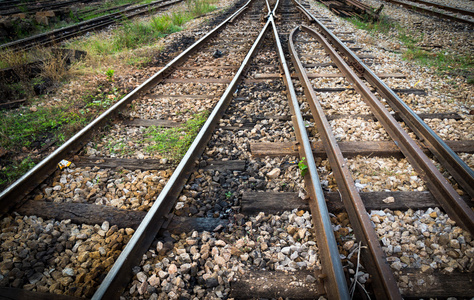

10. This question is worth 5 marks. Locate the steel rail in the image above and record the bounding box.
[93,3,269,298]
[293,0,474,200]
[0,0,252,216]
[270,15,350,300]
[299,24,474,233]
[0,0,96,16]
[406,0,474,17]
[0,0,182,51]
[294,0,474,221]
[383,0,474,26]
[289,26,401,300]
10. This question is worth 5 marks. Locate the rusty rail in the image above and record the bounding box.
[0,0,251,216]
[0,0,183,52]
[270,13,350,300]
[289,26,401,300]
[298,0,474,199]
[299,24,474,233]
[92,1,270,298]
[407,0,474,17]
[383,0,474,26]
[293,0,474,234]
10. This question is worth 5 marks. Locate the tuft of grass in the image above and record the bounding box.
[402,49,473,74]
[0,157,36,187]
[298,157,308,177]
[171,12,188,26]
[347,15,394,35]
[0,48,72,100]
[187,0,217,16]
[106,69,115,81]
[143,111,209,161]
[151,14,182,34]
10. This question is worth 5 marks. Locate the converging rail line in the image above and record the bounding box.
[0,0,473,298]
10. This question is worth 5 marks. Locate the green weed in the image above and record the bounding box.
[143,111,209,161]
[0,83,123,188]
[0,157,36,187]
[347,14,472,76]
[106,69,115,81]
[298,157,308,177]
[187,0,216,16]
[402,49,473,73]
[347,15,393,35]
[151,14,181,34]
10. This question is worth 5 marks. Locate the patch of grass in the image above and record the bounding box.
[72,13,185,56]
[126,56,152,68]
[467,75,474,85]
[0,104,85,151]
[171,12,188,26]
[151,14,182,34]
[347,14,472,77]
[143,111,209,161]
[347,15,394,35]
[0,157,36,187]
[0,83,125,188]
[402,49,473,74]
[0,48,71,100]
[187,0,217,16]
[68,0,216,60]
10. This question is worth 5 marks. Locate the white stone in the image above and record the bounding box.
[266,168,281,179]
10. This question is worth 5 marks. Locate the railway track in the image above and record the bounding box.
[0,0,473,298]
[0,0,97,16]
[382,0,474,25]
[0,0,184,52]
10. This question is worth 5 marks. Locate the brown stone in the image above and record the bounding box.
[35,15,49,25]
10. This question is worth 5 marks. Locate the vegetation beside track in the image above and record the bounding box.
[0,0,220,191]
[1,0,166,44]
[347,16,473,82]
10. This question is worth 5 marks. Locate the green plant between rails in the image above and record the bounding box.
[298,157,308,177]
[143,111,209,162]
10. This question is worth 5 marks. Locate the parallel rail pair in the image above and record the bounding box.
[383,0,474,26]
[0,0,183,52]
